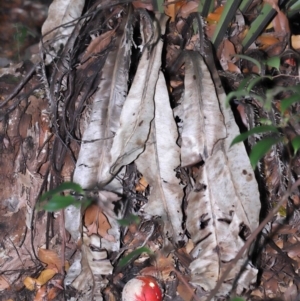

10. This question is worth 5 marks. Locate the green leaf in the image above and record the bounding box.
[117,214,141,226]
[118,247,152,267]
[40,182,83,202]
[250,137,282,168]
[225,90,249,107]
[262,86,288,112]
[239,0,253,13]
[41,195,79,211]
[242,3,276,50]
[230,298,245,301]
[212,0,242,48]
[230,125,279,147]
[292,136,300,154]
[265,56,280,70]
[246,75,270,92]
[280,94,300,113]
[258,118,273,125]
[287,0,300,17]
[290,84,300,94]
[153,0,164,13]
[198,0,214,16]
[234,54,262,74]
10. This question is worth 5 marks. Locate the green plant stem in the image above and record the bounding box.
[239,0,253,14]
[198,0,214,17]
[212,0,242,48]
[242,3,276,50]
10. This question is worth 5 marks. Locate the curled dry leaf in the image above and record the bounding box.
[71,233,113,298]
[36,269,57,286]
[219,39,240,73]
[165,0,184,21]
[84,204,116,242]
[177,282,195,301]
[180,51,226,167]
[257,34,280,47]
[38,248,62,271]
[110,15,168,176]
[41,0,85,64]
[135,176,149,192]
[74,11,131,189]
[292,35,300,49]
[132,0,154,11]
[78,29,116,70]
[47,278,64,300]
[177,1,198,18]
[184,51,260,295]
[24,269,57,291]
[206,6,224,24]
[64,204,81,243]
[64,257,81,287]
[33,285,47,301]
[136,72,185,243]
[272,10,290,35]
[24,277,36,291]
[0,275,10,291]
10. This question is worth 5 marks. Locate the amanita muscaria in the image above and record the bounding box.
[122,275,163,301]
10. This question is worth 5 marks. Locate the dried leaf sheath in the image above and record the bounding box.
[110,14,169,175]
[74,12,131,189]
[181,51,226,167]
[136,72,185,243]
[185,51,260,295]
[41,0,85,65]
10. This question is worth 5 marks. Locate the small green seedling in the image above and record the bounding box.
[39,182,91,211]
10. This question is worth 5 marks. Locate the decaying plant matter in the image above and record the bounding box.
[1,0,300,300]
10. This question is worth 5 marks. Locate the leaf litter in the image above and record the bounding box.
[0,1,300,301]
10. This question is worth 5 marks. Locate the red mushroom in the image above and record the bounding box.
[122,275,162,301]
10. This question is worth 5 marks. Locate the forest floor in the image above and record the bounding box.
[1,1,300,301]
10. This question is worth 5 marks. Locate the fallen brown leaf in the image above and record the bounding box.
[0,275,10,291]
[135,176,148,192]
[38,248,62,271]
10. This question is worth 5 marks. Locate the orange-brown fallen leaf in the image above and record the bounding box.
[178,1,198,18]
[206,6,224,24]
[38,248,62,271]
[78,29,116,70]
[24,268,57,291]
[219,39,241,73]
[205,23,217,40]
[34,285,47,301]
[24,276,37,291]
[177,282,195,301]
[0,275,10,291]
[47,277,64,300]
[86,221,99,236]
[132,0,153,11]
[36,269,57,286]
[98,209,116,242]
[84,204,99,225]
[65,260,70,272]
[135,176,148,192]
[227,62,241,73]
[272,10,290,35]
[165,0,184,21]
[84,204,116,241]
[292,35,300,50]
[257,34,280,47]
